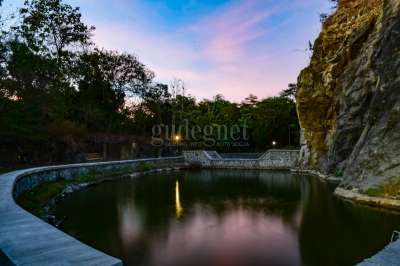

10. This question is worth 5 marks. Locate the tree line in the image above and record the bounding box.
[0,0,299,167]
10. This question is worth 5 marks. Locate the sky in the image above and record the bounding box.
[2,0,332,102]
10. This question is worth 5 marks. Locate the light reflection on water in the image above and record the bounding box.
[55,170,400,266]
[175,180,183,219]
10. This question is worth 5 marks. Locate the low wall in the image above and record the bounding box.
[183,150,299,170]
[13,157,184,198]
[0,156,184,266]
[219,153,263,159]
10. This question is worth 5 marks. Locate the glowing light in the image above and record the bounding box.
[174,135,181,141]
[272,141,277,146]
[175,180,183,218]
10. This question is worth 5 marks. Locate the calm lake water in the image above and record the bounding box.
[54,170,400,266]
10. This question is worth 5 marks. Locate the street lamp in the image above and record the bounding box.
[174,135,182,155]
[272,140,277,147]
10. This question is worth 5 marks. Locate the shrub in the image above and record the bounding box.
[136,163,154,172]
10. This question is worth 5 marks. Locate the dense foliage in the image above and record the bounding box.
[0,0,299,167]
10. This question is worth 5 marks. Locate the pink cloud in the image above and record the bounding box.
[186,1,280,64]
[84,0,326,102]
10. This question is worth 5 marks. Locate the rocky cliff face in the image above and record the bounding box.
[296,0,400,193]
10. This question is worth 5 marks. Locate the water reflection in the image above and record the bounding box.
[54,170,400,266]
[148,206,301,266]
[175,180,183,219]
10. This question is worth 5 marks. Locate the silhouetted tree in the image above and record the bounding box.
[19,0,95,63]
[241,94,258,107]
[280,83,297,100]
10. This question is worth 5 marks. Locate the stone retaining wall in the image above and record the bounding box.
[13,157,184,198]
[335,187,400,210]
[219,153,263,159]
[0,157,184,266]
[183,150,299,170]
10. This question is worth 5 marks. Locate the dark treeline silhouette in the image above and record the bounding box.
[0,0,299,169]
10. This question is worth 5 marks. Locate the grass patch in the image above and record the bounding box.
[75,170,100,183]
[17,180,69,216]
[136,162,155,172]
[366,187,383,197]
[365,178,400,197]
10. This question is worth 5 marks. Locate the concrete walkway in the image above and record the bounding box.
[358,240,400,265]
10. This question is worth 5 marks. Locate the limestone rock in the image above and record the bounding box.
[296,0,400,192]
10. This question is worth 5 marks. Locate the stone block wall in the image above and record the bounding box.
[183,150,299,170]
[13,157,184,198]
